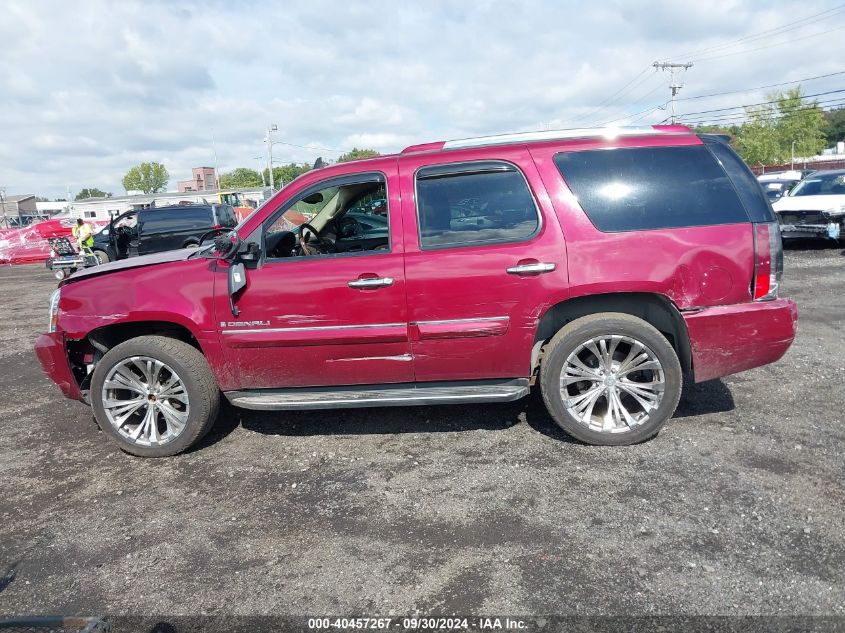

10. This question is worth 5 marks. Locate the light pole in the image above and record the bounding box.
[265,124,278,191]
[791,140,796,170]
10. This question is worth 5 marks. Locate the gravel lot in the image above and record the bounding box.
[0,243,843,620]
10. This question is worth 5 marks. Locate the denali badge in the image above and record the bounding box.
[221,320,271,328]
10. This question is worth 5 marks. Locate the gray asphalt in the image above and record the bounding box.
[0,242,843,619]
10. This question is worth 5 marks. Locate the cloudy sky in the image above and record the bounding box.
[2,0,844,199]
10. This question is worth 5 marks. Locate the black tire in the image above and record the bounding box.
[540,312,682,446]
[90,335,220,457]
[93,249,111,264]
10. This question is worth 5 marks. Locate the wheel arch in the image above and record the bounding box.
[86,320,203,355]
[533,292,692,374]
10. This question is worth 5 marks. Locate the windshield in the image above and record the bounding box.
[789,173,845,197]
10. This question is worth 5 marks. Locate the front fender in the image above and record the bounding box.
[57,257,217,342]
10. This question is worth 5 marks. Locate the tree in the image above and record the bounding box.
[219,168,263,189]
[734,88,827,165]
[122,162,169,194]
[75,188,111,200]
[824,108,845,145]
[264,163,311,188]
[337,148,380,163]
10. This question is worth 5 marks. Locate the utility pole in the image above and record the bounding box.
[653,61,693,123]
[212,129,220,190]
[0,187,7,230]
[265,124,278,192]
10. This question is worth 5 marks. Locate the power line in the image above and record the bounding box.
[690,23,845,63]
[677,70,845,102]
[587,78,667,126]
[678,98,845,126]
[271,140,346,153]
[567,67,656,126]
[659,4,845,62]
[677,88,845,117]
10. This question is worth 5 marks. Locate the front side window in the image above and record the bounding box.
[554,145,748,232]
[415,162,539,249]
[263,173,389,259]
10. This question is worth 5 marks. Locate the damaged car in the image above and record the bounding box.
[771,169,845,245]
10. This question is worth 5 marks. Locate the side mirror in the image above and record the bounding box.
[228,262,247,316]
[302,192,324,204]
[213,230,241,260]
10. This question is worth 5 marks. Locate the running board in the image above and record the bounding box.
[224,379,530,411]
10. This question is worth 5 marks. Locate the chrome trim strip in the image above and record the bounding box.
[412,316,509,326]
[222,322,406,335]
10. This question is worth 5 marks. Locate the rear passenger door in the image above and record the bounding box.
[399,147,570,382]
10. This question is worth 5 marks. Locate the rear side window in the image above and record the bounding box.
[215,204,237,227]
[416,161,539,249]
[553,145,748,232]
[140,207,211,233]
[701,135,775,223]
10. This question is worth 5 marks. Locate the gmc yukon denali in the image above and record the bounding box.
[35,125,798,457]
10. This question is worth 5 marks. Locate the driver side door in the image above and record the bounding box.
[214,165,413,390]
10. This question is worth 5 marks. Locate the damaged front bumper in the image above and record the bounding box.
[34,332,85,402]
[776,211,843,241]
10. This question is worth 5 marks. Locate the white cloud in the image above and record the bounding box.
[0,0,843,198]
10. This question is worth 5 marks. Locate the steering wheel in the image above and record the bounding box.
[298,222,334,255]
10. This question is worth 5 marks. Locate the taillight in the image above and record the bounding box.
[752,222,783,301]
[213,224,221,230]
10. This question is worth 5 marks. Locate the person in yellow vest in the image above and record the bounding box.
[72,218,94,251]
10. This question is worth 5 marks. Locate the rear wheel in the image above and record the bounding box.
[540,313,682,445]
[90,336,220,457]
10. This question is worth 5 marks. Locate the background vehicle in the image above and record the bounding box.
[36,125,797,457]
[92,203,237,262]
[771,169,845,245]
[760,179,797,201]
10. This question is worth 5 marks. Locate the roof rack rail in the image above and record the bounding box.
[430,125,690,151]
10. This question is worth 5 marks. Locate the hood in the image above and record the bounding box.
[772,194,845,212]
[63,248,196,284]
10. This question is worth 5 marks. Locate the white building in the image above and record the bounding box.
[36,201,69,215]
[70,187,269,221]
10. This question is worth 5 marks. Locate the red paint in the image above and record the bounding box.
[683,299,798,382]
[34,332,82,400]
[36,125,798,400]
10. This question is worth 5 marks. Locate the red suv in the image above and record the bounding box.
[35,125,798,457]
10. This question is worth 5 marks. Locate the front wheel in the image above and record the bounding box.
[93,249,111,264]
[540,313,682,445]
[90,336,220,457]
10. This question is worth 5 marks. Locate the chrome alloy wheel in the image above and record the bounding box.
[560,335,665,433]
[100,356,190,446]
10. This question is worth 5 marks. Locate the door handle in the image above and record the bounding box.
[506,262,556,275]
[348,276,394,289]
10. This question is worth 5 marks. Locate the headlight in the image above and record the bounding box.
[48,289,61,333]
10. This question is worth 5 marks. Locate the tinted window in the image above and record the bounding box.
[701,135,774,223]
[553,145,748,232]
[140,207,211,233]
[215,205,237,227]
[416,162,539,249]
